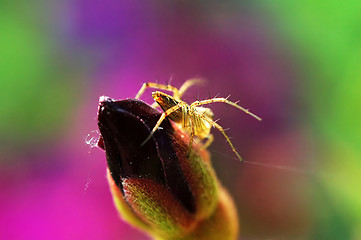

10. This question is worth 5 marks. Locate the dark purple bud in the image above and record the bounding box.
[97,97,196,213]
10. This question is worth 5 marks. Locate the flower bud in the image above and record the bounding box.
[97,97,238,240]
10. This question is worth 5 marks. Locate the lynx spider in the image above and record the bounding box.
[135,78,262,162]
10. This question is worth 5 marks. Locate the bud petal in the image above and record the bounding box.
[97,97,239,239]
[98,98,196,213]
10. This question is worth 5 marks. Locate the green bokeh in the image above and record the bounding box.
[264,0,361,238]
[0,3,81,155]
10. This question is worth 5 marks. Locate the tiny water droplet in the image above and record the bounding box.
[85,130,100,148]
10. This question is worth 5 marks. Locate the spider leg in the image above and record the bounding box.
[200,134,214,150]
[188,117,195,152]
[141,103,184,146]
[197,113,243,162]
[178,78,205,98]
[190,98,262,121]
[185,108,196,152]
[150,102,159,108]
[135,82,181,100]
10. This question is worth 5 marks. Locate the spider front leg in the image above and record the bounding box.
[141,103,184,146]
[178,78,205,98]
[135,82,181,100]
[197,113,243,162]
[190,98,262,121]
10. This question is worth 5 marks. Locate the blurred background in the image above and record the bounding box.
[1,1,360,239]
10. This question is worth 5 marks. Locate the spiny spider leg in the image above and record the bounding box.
[196,112,243,162]
[135,82,180,100]
[190,98,262,121]
[135,78,203,101]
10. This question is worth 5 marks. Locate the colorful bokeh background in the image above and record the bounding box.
[1,1,360,239]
